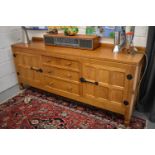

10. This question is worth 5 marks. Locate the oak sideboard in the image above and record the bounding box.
[12,40,144,125]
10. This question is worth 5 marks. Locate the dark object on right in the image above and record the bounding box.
[137,26,155,122]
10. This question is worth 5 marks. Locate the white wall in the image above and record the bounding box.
[24,30,47,39]
[0,26,23,93]
[133,26,148,47]
[25,26,149,47]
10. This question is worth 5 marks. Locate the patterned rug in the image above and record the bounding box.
[0,88,146,129]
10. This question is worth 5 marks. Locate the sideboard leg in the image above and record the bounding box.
[124,105,134,127]
[124,119,130,127]
[124,112,132,127]
[19,83,25,90]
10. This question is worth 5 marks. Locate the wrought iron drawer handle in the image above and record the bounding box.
[49,82,54,86]
[67,74,72,78]
[80,77,98,85]
[48,71,53,74]
[30,67,43,72]
[67,87,73,91]
[66,62,72,66]
[47,60,52,63]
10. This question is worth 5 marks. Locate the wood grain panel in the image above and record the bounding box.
[110,71,125,87]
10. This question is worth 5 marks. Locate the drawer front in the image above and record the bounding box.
[43,65,79,82]
[45,76,80,95]
[43,56,80,71]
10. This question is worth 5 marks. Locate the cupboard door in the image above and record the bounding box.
[13,52,42,85]
[82,62,135,108]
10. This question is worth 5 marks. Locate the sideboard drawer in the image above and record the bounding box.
[43,56,80,71]
[45,76,80,95]
[43,65,79,82]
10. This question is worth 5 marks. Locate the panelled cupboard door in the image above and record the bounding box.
[13,52,42,85]
[82,62,135,109]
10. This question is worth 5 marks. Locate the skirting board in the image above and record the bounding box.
[0,84,20,104]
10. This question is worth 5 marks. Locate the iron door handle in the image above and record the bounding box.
[80,77,98,85]
[30,67,43,72]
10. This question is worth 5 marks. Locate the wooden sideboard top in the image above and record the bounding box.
[12,41,144,65]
